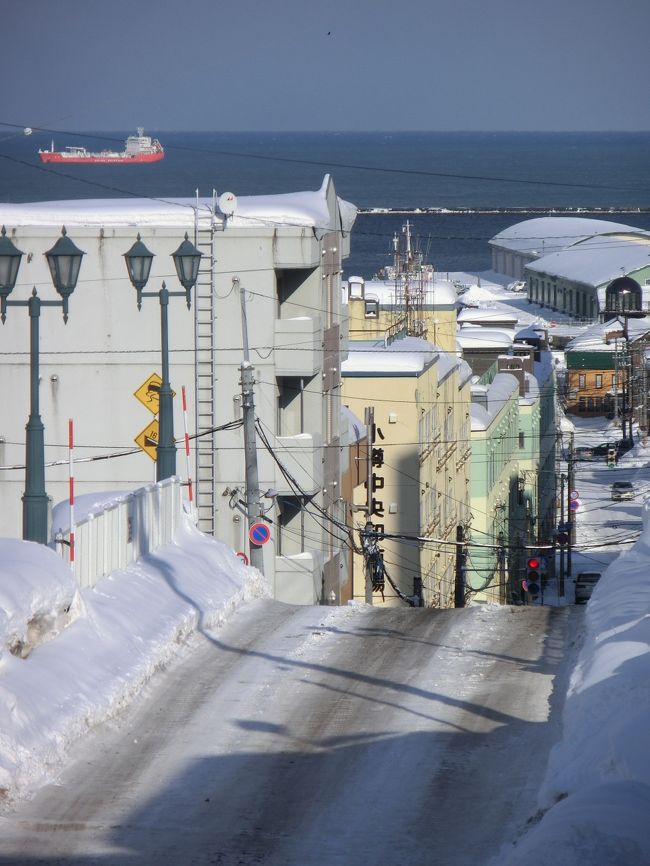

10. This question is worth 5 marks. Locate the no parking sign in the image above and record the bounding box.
[249,522,271,546]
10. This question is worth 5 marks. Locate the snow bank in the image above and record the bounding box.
[0,519,269,799]
[500,520,650,865]
[0,540,78,660]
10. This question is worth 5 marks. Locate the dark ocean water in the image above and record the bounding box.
[1,129,649,278]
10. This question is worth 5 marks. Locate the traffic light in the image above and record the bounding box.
[523,555,541,596]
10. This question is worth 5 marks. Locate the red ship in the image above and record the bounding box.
[39,129,164,164]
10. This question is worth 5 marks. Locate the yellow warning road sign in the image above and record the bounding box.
[135,419,159,461]
[134,373,163,415]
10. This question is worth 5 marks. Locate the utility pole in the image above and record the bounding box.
[454,524,466,608]
[614,341,620,429]
[566,433,574,582]
[363,406,375,604]
[639,337,648,445]
[497,531,506,605]
[236,278,264,574]
[559,472,566,596]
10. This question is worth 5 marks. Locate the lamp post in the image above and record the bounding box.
[0,226,85,543]
[123,233,202,480]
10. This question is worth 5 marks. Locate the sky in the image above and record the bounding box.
[2,0,650,132]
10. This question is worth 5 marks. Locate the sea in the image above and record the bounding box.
[1,129,649,278]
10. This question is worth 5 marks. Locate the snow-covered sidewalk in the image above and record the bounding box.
[0,518,268,799]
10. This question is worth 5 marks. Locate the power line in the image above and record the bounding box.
[2,121,647,195]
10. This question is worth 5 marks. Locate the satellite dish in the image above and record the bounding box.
[218,192,237,217]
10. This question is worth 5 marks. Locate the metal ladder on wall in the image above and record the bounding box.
[193,191,217,535]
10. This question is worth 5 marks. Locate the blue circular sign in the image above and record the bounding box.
[249,522,271,546]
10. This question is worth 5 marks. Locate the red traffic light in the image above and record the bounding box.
[527,557,540,569]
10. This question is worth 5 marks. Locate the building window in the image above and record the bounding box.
[578,374,586,390]
[578,397,586,412]
[364,300,378,319]
[519,432,525,448]
[595,374,602,389]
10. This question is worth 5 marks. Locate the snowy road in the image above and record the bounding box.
[0,600,579,866]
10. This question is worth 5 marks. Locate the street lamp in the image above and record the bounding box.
[123,233,202,480]
[0,226,85,543]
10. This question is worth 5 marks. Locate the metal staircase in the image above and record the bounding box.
[193,193,217,534]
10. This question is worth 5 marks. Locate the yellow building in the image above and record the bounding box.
[346,276,459,353]
[341,336,472,608]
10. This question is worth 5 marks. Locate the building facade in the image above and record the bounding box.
[525,235,650,320]
[0,176,357,604]
[489,216,644,280]
[341,337,472,608]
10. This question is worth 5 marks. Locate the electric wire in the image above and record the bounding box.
[2,121,648,195]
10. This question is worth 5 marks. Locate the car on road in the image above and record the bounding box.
[592,443,612,458]
[611,481,636,501]
[575,572,602,604]
[574,446,595,461]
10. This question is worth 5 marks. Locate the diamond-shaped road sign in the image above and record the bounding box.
[135,419,159,461]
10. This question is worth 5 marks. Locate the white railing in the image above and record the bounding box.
[57,477,184,589]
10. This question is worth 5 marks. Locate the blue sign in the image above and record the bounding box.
[249,522,271,546]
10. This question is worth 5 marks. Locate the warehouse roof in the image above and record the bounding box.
[489,216,642,255]
[526,234,650,287]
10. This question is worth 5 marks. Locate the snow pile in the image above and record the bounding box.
[0,540,78,660]
[0,518,269,799]
[500,519,650,865]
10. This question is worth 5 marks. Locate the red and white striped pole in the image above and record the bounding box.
[181,386,194,508]
[68,418,75,569]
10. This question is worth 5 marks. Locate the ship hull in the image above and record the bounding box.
[39,151,164,164]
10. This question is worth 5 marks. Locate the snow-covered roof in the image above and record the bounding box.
[435,351,461,384]
[340,405,366,443]
[457,358,474,387]
[458,307,519,325]
[489,216,643,255]
[0,174,358,234]
[470,403,491,430]
[526,234,650,287]
[566,315,650,352]
[470,373,519,431]
[342,336,439,376]
[456,328,515,350]
[521,371,540,403]
[515,324,544,341]
[355,278,457,308]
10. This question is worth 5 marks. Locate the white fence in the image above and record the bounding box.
[57,477,184,589]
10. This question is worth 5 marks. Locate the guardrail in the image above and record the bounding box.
[56,477,184,589]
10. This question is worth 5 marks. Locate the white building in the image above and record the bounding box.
[0,176,357,604]
[489,216,645,280]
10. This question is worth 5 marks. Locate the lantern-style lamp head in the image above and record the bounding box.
[123,233,154,310]
[0,226,24,323]
[172,233,202,307]
[45,227,85,321]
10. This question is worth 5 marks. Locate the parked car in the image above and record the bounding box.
[611,481,636,501]
[615,438,634,454]
[575,572,602,604]
[592,443,613,457]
